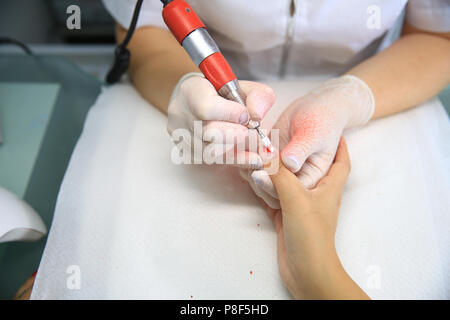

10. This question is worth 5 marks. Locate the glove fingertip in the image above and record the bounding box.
[251,170,278,199]
[239,111,250,125]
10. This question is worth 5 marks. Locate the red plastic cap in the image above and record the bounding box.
[199,52,236,91]
[162,0,205,43]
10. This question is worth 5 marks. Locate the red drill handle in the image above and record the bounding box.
[162,0,236,91]
[162,0,204,43]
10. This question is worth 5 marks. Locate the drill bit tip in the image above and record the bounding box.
[256,127,275,153]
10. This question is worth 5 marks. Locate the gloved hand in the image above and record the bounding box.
[240,75,375,208]
[167,72,276,167]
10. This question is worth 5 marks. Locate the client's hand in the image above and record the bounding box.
[265,138,369,299]
[244,75,374,208]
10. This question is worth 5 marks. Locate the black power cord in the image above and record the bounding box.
[0,37,34,55]
[106,0,175,84]
[106,0,144,84]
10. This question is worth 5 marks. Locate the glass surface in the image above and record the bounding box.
[0,83,60,197]
[0,54,101,299]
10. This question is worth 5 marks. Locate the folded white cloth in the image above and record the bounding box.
[31,79,450,299]
[0,186,46,243]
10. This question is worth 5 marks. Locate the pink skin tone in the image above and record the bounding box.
[263,95,345,190]
[244,99,345,208]
[246,75,375,208]
[231,83,351,204]
[278,97,343,175]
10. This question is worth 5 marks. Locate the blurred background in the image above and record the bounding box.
[0,0,116,298]
[0,0,116,80]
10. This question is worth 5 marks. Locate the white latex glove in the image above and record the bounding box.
[167,72,276,167]
[241,75,375,208]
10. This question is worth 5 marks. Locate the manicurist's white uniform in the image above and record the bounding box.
[102,0,450,79]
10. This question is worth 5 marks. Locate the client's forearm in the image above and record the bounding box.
[347,28,450,119]
[296,251,370,300]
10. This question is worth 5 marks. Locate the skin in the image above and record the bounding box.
[348,24,450,119]
[14,274,35,300]
[115,24,199,114]
[265,138,369,299]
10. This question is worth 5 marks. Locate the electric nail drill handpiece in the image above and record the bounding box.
[161,0,274,152]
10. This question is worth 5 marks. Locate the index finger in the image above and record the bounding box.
[184,77,250,125]
[239,81,276,122]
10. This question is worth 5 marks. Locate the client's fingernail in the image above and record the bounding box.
[239,111,249,125]
[282,156,301,173]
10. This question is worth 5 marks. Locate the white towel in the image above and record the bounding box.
[31,79,450,299]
